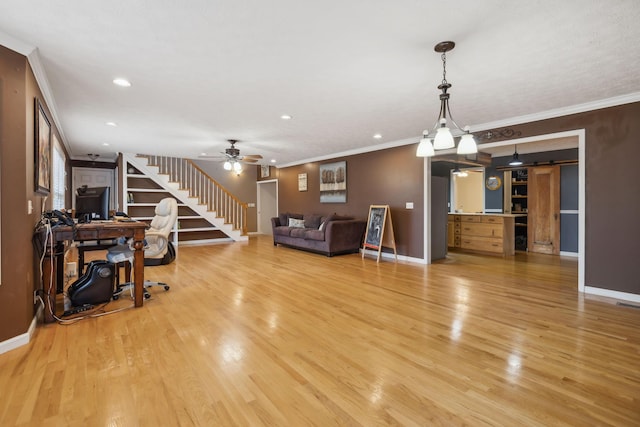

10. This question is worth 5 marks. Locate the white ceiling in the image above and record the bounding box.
[1,1,639,167]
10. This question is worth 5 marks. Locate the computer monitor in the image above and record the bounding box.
[75,186,110,220]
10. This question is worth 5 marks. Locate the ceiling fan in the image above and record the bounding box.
[199,139,263,167]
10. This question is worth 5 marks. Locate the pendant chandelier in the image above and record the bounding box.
[416,41,477,157]
[508,146,523,166]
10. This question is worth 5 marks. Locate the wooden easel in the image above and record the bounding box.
[362,205,397,263]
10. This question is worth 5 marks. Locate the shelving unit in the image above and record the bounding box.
[124,162,227,246]
[505,169,528,251]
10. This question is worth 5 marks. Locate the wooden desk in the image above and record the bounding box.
[38,221,148,323]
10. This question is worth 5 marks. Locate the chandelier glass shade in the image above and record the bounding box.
[416,41,478,157]
[223,160,243,173]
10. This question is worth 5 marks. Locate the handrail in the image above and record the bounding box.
[140,155,248,236]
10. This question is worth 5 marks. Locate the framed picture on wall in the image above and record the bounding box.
[34,98,51,195]
[261,165,270,178]
[298,173,307,191]
[319,161,346,203]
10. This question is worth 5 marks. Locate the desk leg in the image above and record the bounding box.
[133,231,145,307]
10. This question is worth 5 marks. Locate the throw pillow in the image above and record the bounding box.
[278,212,289,226]
[304,214,322,229]
[288,218,306,228]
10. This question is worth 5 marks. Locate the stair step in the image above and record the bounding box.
[123,153,247,242]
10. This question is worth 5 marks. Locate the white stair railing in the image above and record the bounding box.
[141,155,248,236]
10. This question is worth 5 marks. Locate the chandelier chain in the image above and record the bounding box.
[441,52,447,85]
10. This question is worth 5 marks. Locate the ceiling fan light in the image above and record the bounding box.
[457,133,477,155]
[433,126,454,149]
[233,162,243,172]
[223,161,232,171]
[416,135,435,157]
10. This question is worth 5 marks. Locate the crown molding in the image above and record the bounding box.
[0,32,71,155]
[277,136,418,168]
[0,30,35,55]
[27,49,71,155]
[279,93,640,169]
[471,92,640,133]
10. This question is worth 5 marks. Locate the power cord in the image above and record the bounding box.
[36,215,137,325]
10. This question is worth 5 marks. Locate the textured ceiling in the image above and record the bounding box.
[1,0,639,166]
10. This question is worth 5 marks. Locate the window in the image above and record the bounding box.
[52,137,66,210]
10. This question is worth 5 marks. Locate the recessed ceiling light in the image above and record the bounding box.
[102,143,110,146]
[106,122,117,127]
[270,159,277,163]
[280,114,292,120]
[113,78,131,87]
[200,152,207,156]
[373,133,382,139]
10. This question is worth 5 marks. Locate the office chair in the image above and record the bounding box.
[107,197,178,299]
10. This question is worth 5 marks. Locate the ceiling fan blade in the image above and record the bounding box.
[241,158,259,163]
[242,154,263,159]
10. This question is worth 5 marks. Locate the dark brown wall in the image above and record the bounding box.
[276,144,424,258]
[0,46,49,342]
[485,103,640,294]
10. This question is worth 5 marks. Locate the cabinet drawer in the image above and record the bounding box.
[460,223,503,238]
[460,215,481,223]
[460,236,503,253]
[481,216,503,224]
[449,215,461,222]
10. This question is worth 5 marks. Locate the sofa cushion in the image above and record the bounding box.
[304,229,325,241]
[278,212,302,226]
[290,228,308,238]
[273,226,293,236]
[304,214,322,229]
[288,218,306,228]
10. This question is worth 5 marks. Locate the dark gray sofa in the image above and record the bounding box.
[271,213,366,256]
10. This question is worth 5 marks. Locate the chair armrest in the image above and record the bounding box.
[143,230,170,257]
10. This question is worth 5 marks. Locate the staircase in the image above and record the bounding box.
[123,153,248,243]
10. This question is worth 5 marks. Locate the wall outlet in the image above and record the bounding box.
[406,202,414,209]
[247,202,256,208]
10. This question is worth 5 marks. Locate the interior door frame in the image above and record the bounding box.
[256,179,279,235]
[71,167,117,211]
[426,129,585,291]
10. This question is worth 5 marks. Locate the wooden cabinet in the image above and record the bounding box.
[448,214,516,256]
[447,215,461,248]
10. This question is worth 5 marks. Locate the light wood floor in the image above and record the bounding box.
[1,235,639,426]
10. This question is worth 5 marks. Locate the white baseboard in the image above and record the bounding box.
[560,251,579,258]
[0,305,42,355]
[360,248,427,264]
[584,286,640,303]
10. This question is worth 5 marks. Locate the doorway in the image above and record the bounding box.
[426,129,585,291]
[257,179,278,235]
[72,167,117,211]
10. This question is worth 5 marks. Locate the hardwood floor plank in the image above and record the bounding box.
[1,235,639,426]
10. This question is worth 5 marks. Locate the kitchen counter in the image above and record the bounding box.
[447,213,519,256]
